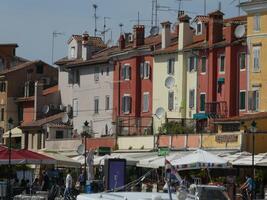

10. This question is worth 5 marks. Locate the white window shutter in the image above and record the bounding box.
[140,63,144,79]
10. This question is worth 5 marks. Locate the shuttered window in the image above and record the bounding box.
[143,93,149,112]
[189,89,195,108]
[167,58,175,75]
[168,91,174,111]
[188,56,197,72]
[239,91,246,110]
[122,64,131,80]
[122,95,131,113]
[94,97,99,114]
[219,55,225,73]
[200,93,206,112]
[73,99,78,117]
[201,56,207,73]
[239,52,246,70]
[253,47,260,72]
[254,15,261,32]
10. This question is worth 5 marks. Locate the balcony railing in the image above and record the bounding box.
[205,101,227,118]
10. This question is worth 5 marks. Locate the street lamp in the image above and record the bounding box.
[81,120,90,186]
[250,120,257,200]
[7,117,14,200]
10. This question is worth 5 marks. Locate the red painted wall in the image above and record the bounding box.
[85,137,116,150]
[22,101,34,123]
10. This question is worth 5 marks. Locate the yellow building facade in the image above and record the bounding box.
[241,0,267,112]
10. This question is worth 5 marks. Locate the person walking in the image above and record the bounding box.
[41,170,50,191]
[64,169,72,200]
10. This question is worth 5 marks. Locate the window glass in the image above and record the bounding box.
[240,91,246,110]
[200,94,206,112]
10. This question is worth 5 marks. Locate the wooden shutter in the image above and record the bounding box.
[168,91,174,111]
[140,63,144,79]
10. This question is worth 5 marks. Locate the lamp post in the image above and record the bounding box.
[81,120,90,186]
[250,120,257,200]
[7,117,14,200]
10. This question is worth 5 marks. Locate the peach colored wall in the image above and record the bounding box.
[85,137,116,150]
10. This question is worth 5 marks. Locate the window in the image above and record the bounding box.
[140,62,150,79]
[94,67,100,82]
[249,90,259,111]
[200,93,206,112]
[168,91,174,111]
[240,91,246,110]
[239,52,246,70]
[189,89,195,108]
[0,108,4,121]
[105,95,110,110]
[254,15,261,32]
[196,23,202,35]
[94,97,99,114]
[70,47,75,58]
[73,70,80,84]
[0,57,5,71]
[188,56,197,72]
[253,47,260,72]
[219,55,225,73]
[0,81,6,92]
[56,131,64,139]
[122,95,131,113]
[201,56,207,73]
[107,66,110,76]
[36,63,44,74]
[167,58,175,75]
[73,99,78,117]
[68,71,74,84]
[143,92,149,112]
[122,64,131,80]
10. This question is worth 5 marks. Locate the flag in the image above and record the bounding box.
[165,159,182,183]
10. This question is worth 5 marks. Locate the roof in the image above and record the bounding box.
[0,43,18,47]
[217,112,267,122]
[224,15,247,24]
[20,112,65,129]
[68,34,106,48]
[154,42,178,55]
[193,15,209,23]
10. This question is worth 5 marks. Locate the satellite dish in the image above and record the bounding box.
[150,26,159,36]
[234,25,245,38]
[155,107,165,119]
[165,76,175,89]
[42,105,50,114]
[77,144,85,155]
[61,113,69,123]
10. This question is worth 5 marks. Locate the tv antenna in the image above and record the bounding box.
[93,4,98,37]
[51,31,64,64]
[119,23,124,34]
[151,0,158,27]
[230,0,241,16]
[130,11,151,26]
[101,17,111,43]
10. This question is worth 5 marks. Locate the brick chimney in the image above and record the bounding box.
[161,21,172,49]
[133,25,145,48]
[82,31,92,61]
[208,10,224,46]
[119,34,126,50]
[225,23,235,43]
[178,14,193,50]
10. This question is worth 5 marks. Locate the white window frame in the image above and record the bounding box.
[254,14,261,32]
[70,47,75,58]
[122,64,131,80]
[188,56,197,72]
[143,62,150,79]
[143,92,149,112]
[239,52,246,71]
[218,54,225,74]
[253,89,260,112]
[196,22,202,35]
[94,96,99,114]
[167,58,175,75]
[199,92,206,113]
[122,94,131,114]
[239,90,246,111]
[201,56,207,74]
[73,98,78,117]
[253,46,261,72]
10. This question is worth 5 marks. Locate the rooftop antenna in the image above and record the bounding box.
[102,17,111,43]
[51,31,64,64]
[218,1,222,11]
[93,4,98,37]
[119,23,124,34]
[130,12,151,26]
[230,0,241,16]
[151,0,158,27]
[204,0,207,15]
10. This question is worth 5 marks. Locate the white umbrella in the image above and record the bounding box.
[220,152,252,163]
[171,149,229,170]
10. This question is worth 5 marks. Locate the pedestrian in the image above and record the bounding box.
[41,170,50,191]
[64,169,72,199]
[77,171,85,191]
[240,175,255,199]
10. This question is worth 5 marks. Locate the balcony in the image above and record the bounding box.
[205,101,228,118]
[45,138,82,151]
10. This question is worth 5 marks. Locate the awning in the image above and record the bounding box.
[38,150,81,168]
[193,113,208,120]
[217,77,225,84]
[3,127,23,138]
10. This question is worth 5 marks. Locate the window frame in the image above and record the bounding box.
[189,89,195,109]
[55,131,64,139]
[122,64,131,80]
[94,96,99,114]
[254,14,261,32]
[122,94,131,114]
[239,52,246,71]
[196,22,202,35]
[143,92,149,112]
[94,67,100,82]
[201,56,207,74]
[70,46,75,58]
[218,54,225,74]
[105,95,110,111]
[200,93,206,113]
[73,98,78,117]
[168,91,174,111]
[167,58,175,75]
[253,46,261,72]
[239,90,246,111]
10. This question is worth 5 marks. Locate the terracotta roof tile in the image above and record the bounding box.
[193,15,209,23]
[20,112,65,128]
[68,34,106,48]
[0,61,37,75]
[154,42,178,55]
[217,112,267,122]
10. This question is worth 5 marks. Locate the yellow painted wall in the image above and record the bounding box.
[153,53,183,133]
[117,136,154,150]
[202,133,242,149]
[247,11,267,111]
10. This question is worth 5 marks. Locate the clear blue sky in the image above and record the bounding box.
[0,0,245,65]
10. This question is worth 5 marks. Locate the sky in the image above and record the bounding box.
[0,0,245,65]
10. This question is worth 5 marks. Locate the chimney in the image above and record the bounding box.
[119,34,126,50]
[82,31,92,61]
[34,81,44,120]
[133,25,145,48]
[208,10,224,46]
[161,21,172,49]
[178,14,193,50]
[225,23,235,43]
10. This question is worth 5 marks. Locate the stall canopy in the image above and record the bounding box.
[2,127,23,138]
[38,150,81,168]
[171,149,230,170]
[231,152,267,166]
[0,146,55,165]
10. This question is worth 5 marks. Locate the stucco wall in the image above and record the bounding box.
[117,136,154,150]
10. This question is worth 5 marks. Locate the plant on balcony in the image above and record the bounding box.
[158,121,194,135]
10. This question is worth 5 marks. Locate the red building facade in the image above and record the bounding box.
[189,11,247,119]
[112,25,159,135]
